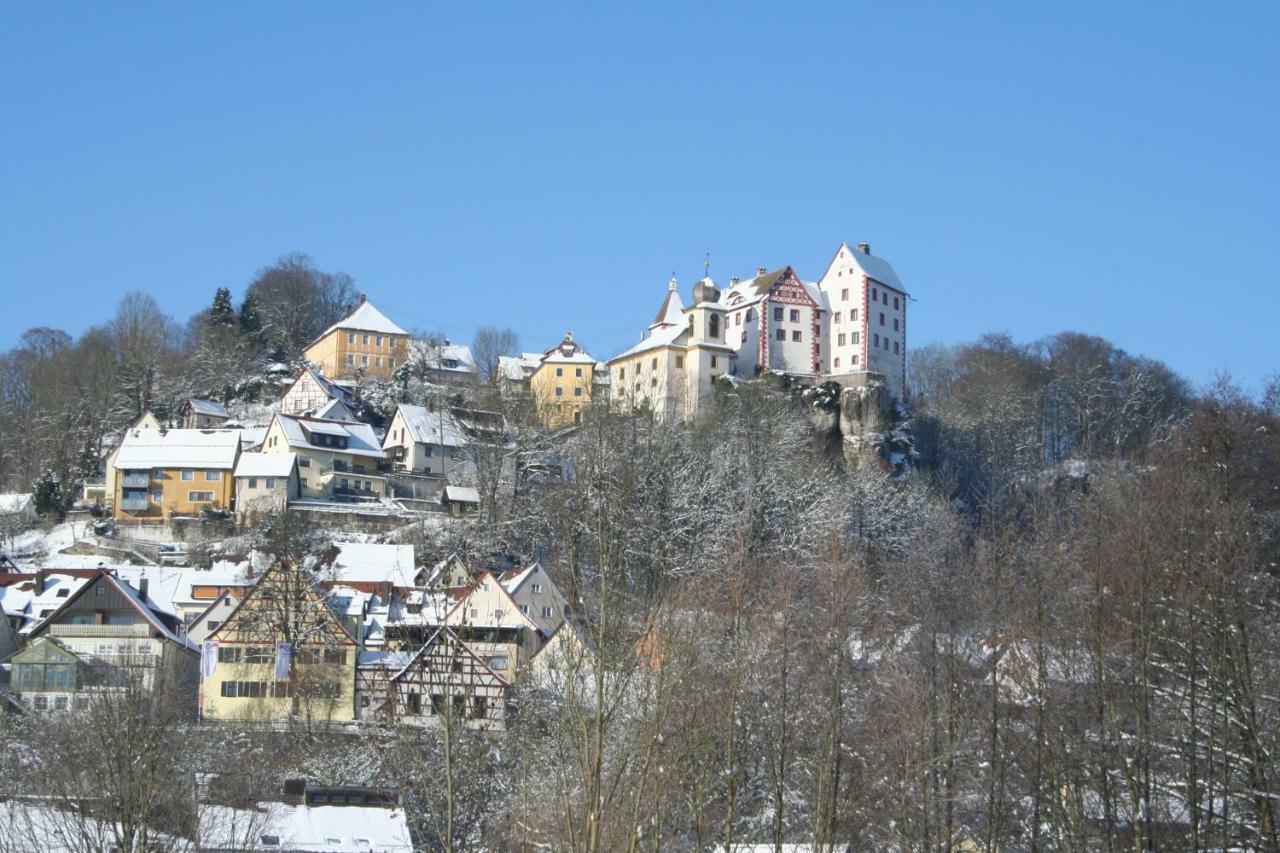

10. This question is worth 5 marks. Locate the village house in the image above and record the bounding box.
[113,428,241,523]
[185,590,241,646]
[608,275,737,422]
[496,351,543,395]
[279,365,358,420]
[441,570,545,684]
[499,562,569,638]
[381,403,506,483]
[199,781,411,852]
[233,451,299,519]
[0,493,37,543]
[200,561,359,724]
[5,569,199,713]
[178,398,231,429]
[356,626,510,731]
[302,297,409,381]
[719,266,829,378]
[261,413,385,502]
[404,338,477,384]
[527,332,609,429]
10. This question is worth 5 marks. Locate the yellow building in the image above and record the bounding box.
[112,428,241,523]
[528,332,605,429]
[303,297,409,381]
[200,561,358,723]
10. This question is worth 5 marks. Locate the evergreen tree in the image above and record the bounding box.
[238,291,262,339]
[33,469,64,517]
[208,287,236,329]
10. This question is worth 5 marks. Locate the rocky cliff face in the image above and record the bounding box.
[838,383,914,476]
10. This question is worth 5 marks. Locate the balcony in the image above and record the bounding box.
[49,623,153,639]
[120,471,151,488]
[118,494,151,511]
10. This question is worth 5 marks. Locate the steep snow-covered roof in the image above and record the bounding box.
[834,242,906,292]
[651,277,686,327]
[200,802,412,852]
[114,429,241,470]
[234,451,297,478]
[443,485,480,504]
[0,493,34,514]
[406,340,476,375]
[317,300,409,338]
[611,321,686,361]
[391,404,467,448]
[497,353,542,381]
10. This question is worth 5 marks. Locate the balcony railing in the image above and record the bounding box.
[118,496,151,511]
[120,472,151,488]
[49,623,153,638]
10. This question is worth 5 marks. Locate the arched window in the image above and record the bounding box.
[709,314,720,339]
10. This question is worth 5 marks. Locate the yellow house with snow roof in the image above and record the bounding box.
[528,332,605,429]
[303,297,409,381]
[112,428,241,522]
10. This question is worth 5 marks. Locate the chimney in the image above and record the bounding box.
[34,570,47,595]
[756,266,767,277]
[730,276,740,286]
[138,576,149,602]
[357,292,367,305]
[856,242,871,255]
[282,778,306,806]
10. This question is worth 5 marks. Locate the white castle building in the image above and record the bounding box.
[608,242,907,421]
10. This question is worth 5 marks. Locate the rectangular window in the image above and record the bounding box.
[675,356,684,369]
[152,491,163,503]
[880,312,885,326]
[220,681,238,698]
[361,355,368,366]
[711,355,719,368]
[188,491,215,503]
[152,468,164,480]
[775,328,785,341]
[298,458,310,467]
[375,357,382,367]
[834,357,841,368]
[893,318,899,331]
[618,367,625,380]
[218,647,240,663]
[841,288,849,300]
[873,333,880,347]
[376,335,383,347]
[834,311,841,323]
[205,470,222,481]
[851,309,858,322]
[853,355,859,365]
[791,330,801,342]
[362,334,370,345]
[651,358,657,370]
[573,387,583,397]
[872,287,878,301]
[555,367,563,377]
[853,331,860,344]
[789,309,800,323]
[389,336,396,347]
[346,354,354,365]
[181,470,194,481]
[883,292,889,305]
[555,387,563,397]
[265,478,274,489]
[247,477,258,489]
[575,367,583,377]
[531,583,542,593]
[773,306,783,321]
[245,647,271,663]
[894,341,900,354]
[542,606,552,618]
[838,333,847,346]
[893,296,900,309]
[741,331,747,343]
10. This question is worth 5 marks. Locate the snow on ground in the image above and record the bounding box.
[4,521,87,562]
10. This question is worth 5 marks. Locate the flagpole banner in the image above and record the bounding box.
[202,641,218,678]
[275,641,292,681]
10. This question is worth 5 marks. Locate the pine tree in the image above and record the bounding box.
[238,291,263,339]
[33,469,64,517]
[209,287,236,329]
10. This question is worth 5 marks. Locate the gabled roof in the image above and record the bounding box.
[390,625,510,687]
[208,560,358,646]
[443,571,541,632]
[114,428,241,470]
[498,562,541,595]
[329,543,416,589]
[306,398,359,422]
[540,333,597,364]
[406,340,477,374]
[497,353,544,381]
[316,300,408,339]
[284,366,352,404]
[26,570,197,652]
[388,404,467,448]
[824,242,906,293]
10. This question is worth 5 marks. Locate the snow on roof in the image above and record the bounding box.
[406,340,477,374]
[306,398,359,422]
[271,414,384,459]
[200,802,412,852]
[0,493,34,514]
[187,398,230,418]
[840,242,905,292]
[113,428,241,471]
[237,426,267,450]
[443,485,480,504]
[317,300,409,338]
[235,452,297,478]
[611,320,686,361]
[651,276,686,327]
[0,802,184,851]
[0,573,92,630]
[390,404,467,448]
[499,563,539,594]
[330,543,416,589]
[497,353,542,381]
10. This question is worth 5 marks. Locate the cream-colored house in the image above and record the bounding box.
[528,333,608,429]
[261,414,385,501]
[442,571,544,684]
[608,275,737,422]
[279,366,356,418]
[499,562,568,638]
[302,298,408,381]
[200,562,358,724]
[233,452,299,518]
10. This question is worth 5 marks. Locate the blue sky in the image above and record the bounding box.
[2,3,1276,391]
